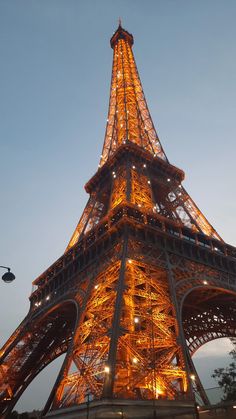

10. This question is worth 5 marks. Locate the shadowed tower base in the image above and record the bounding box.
[45,399,197,419]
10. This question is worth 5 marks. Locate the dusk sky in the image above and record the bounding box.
[0,0,236,412]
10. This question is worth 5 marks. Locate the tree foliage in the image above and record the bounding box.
[8,412,19,419]
[212,342,236,402]
[8,412,31,419]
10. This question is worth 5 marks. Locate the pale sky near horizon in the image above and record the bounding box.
[0,0,236,412]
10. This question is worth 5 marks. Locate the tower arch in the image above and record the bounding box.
[181,286,236,355]
[0,300,79,416]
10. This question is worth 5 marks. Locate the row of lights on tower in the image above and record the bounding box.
[104,155,172,184]
[114,109,129,114]
[104,357,139,375]
[104,361,195,378]
[114,163,172,186]
[35,295,50,307]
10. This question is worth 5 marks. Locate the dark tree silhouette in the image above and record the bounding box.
[8,412,19,419]
[212,341,236,402]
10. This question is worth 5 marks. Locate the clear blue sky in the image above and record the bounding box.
[0,0,236,412]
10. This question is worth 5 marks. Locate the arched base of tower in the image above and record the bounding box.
[44,399,197,419]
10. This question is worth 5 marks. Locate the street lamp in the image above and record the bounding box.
[86,391,90,419]
[0,266,15,283]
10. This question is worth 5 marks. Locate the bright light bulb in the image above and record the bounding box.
[104,366,110,373]
[134,317,139,324]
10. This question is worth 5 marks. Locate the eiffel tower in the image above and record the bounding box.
[1,24,236,419]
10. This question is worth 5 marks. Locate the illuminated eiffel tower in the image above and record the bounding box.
[1,24,236,419]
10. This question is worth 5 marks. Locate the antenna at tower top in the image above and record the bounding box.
[118,17,122,27]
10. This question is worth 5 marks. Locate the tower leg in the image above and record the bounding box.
[165,252,194,400]
[0,302,79,418]
[186,351,210,406]
[165,252,210,406]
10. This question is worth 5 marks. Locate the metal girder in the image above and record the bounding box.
[48,254,188,411]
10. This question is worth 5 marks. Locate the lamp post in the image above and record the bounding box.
[0,266,15,283]
[86,391,90,419]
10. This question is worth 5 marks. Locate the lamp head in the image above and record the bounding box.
[2,270,15,283]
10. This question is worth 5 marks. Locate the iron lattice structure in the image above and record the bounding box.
[0,24,236,418]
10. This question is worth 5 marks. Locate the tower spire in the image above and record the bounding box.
[67,25,222,250]
[100,25,167,167]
